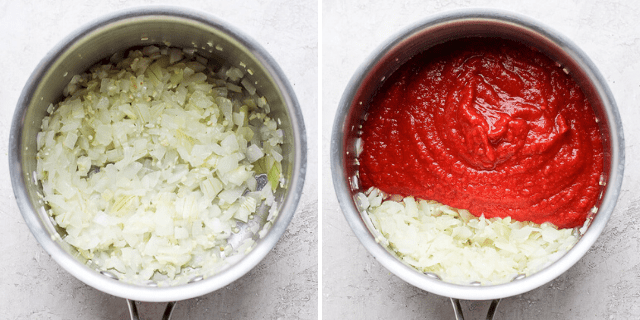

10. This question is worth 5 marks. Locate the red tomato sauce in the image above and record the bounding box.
[358,38,604,229]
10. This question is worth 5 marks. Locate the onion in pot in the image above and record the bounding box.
[35,45,284,285]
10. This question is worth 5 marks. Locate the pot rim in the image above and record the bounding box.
[331,8,624,300]
[9,5,307,302]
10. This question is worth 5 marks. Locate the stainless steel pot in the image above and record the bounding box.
[331,9,624,319]
[9,6,306,319]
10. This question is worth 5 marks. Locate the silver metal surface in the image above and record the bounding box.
[450,298,500,320]
[127,300,177,320]
[9,6,306,302]
[451,298,464,320]
[127,300,140,320]
[331,9,624,300]
[485,299,500,320]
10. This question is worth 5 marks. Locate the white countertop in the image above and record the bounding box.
[323,0,640,319]
[0,1,317,319]
[5,0,640,319]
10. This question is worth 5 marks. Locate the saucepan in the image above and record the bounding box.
[331,9,623,319]
[9,6,306,319]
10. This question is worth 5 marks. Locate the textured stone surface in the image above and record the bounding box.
[0,0,317,319]
[323,0,640,319]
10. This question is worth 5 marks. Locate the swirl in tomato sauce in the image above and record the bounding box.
[359,38,604,229]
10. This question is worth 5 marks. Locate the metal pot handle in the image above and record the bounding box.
[127,299,177,320]
[450,298,500,320]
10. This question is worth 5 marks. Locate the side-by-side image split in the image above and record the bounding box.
[3,0,640,319]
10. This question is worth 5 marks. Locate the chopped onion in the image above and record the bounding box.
[361,187,581,285]
[36,45,284,285]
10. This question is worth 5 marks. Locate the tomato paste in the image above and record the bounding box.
[359,38,604,229]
